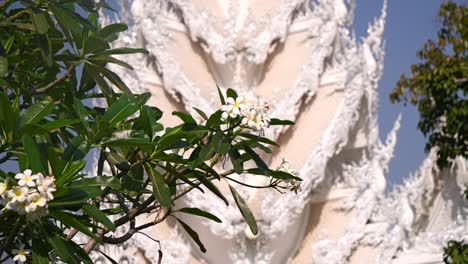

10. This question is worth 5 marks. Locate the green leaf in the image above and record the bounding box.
[198,142,215,161]
[50,5,95,34]
[192,171,228,205]
[246,168,302,181]
[83,35,110,55]
[155,125,184,150]
[3,36,14,53]
[105,152,130,171]
[238,133,279,146]
[229,148,244,174]
[48,188,89,207]
[94,48,148,56]
[49,211,100,241]
[47,231,80,264]
[47,148,65,178]
[172,111,196,124]
[102,93,151,125]
[17,124,49,136]
[138,105,160,138]
[181,123,210,134]
[57,160,86,185]
[89,63,132,94]
[0,56,8,77]
[18,100,54,128]
[88,55,133,70]
[176,218,206,253]
[99,23,128,41]
[41,119,79,131]
[22,135,46,173]
[68,176,121,190]
[145,163,172,207]
[63,136,87,161]
[216,84,225,105]
[87,66,113,95]
[229,185,258,235]
[226,88,237,99]
[206,110,222,128]
[0,92,17,132]
[102,137,153,148]
[73,98,90,130]
[31,10,50,34]
[45,225,92,264]
[121,164,145,192]
[269,170,302,181]
[178,207,222,223]
[82,204,116,232]
[172,170,204,193]
[193,107,208,120]
[240,144,268,170]
[37,33,53,66]
[212,133,230,155]
[269,118,295,126]
[32,234,50,264]
[238,139,273,154]
[244,168,269,176]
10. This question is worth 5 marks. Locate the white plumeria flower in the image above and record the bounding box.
[27,192,47,212]
[0,181,6,196]
[26,206,48,220]
[242,109,258,128]
[14,201,28,215]
[278,159,301,193]
[221,96,246,119]
[256,98,269,112]
[15,169,39,187]
[36,175,56,200]
[252,113,269,131]
[12,245,29,262]
[7,186,29,203]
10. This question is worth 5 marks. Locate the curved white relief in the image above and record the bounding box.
[95,0,468,263]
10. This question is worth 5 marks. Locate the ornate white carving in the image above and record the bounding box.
[97,0,468,263]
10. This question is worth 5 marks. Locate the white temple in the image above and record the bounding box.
[94,0,468,263]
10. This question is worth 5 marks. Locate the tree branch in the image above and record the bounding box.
[32,65,75,94]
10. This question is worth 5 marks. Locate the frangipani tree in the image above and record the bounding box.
[0,1,299,263]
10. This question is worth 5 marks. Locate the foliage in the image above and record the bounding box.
[0,1,299,262]
[389,2,467,263]
[389,1,467,168]
[443,240,468,264]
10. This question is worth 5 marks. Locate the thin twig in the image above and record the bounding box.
[133,208,170,231]
[6,9,29,22]
[33,65,75,94]
[136,231,160,246]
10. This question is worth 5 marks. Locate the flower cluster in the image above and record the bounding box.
[0,169,56,220]
[221,94,270,131]
[278,159,301,193]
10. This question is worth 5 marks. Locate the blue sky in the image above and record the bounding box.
[353,0,445,185]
